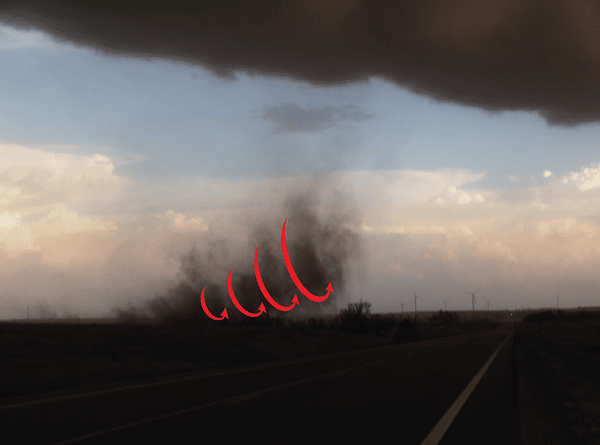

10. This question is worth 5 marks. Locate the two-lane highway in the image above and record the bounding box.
[1,325,517,444]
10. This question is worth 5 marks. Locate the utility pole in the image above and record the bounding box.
[27,305,29,321]
[466,287,480,313]
[441,298,450,311]
[401,301,403,315]
[413,289,418,321]
[484,298,490,311]
[557,294,559,310]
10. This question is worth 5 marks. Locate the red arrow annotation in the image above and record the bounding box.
[281,218,334,303]
[254,245,299,312]
[199,218,333,320]
[200,286,229,321]
[227,269,267,317]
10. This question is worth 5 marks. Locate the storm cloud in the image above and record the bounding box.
[2,0,600,126]
[255,103,373,134]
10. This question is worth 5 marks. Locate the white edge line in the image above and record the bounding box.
[420,331,513,445]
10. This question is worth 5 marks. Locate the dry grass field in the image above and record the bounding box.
[14,310,600,444]
[0,314,501,401]
[0,321,384,399]
[515,312,600,445]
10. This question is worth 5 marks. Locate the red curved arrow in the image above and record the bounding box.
[254,245,299,312]
[200,286,229,320]
[281,218,333,303]
[227,269,267,317]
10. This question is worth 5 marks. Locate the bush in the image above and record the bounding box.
[394,319,420,343]
[308,318,327,330]
[271,317,285,328]
[370,314,396,337]
[429,310,460,326]
[339,301,372,334]
[326,317,340,329]
[523,309,567,323]
[569,309,597,322]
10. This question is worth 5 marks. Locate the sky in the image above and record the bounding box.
[2,1,600,319]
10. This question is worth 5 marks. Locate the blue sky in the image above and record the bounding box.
[5,24,599,185]
[2,22,600,318]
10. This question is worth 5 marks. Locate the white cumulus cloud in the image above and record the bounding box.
[0,143,130,214]
[0,211,34,251]
[436,186,485,205]
[562,163,600,191]
[163,210,209,232]
[36,205,119,236]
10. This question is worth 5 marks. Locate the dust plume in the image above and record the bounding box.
[116,184,362,324]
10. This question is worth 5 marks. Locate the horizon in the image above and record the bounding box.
[7,305,600,324]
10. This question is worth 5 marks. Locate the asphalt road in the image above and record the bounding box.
[1,325,517,445]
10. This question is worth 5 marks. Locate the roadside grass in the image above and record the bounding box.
[516,311,600,445]
[0,311,502,401]
[0,321,390,400]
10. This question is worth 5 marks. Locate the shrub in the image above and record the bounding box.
[308,318,327,330]
[370,313,396,337]
[523,309,565,323]
[339,301,372,334]
[271,317,285,328]
[569,309,596,322]
[429,310,460,326]
[328,316,342,330]
[394,319,420,343]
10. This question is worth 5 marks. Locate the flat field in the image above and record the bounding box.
[515,313,600,445]
[0,316,499,400]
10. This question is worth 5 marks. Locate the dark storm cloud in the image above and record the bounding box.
[255,103,373,134]
[2,0,600,126]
